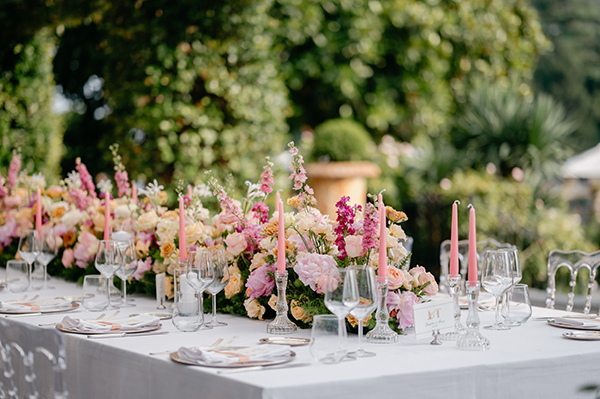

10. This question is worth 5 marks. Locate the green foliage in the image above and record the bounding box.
[532,0,600,152]
[451,83,577,191]
[311,118,373,162]
[273,0,550,140]
[0,29,64,179]
[438,170,596,289]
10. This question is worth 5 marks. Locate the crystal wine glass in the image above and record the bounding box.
[17,229,40,290]
[94,240,121,308]
[481,250,513,330]
[203,248,230,327]
[348,265,378,358]
[115,240,138,308]
[324,267,359,354]
[37,228,58,290]
[186,249,216,328]
[500,247,522,327]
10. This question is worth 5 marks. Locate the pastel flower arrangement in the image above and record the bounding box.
[0,142,437,333]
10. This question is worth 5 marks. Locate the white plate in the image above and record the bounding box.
[547,320,600,331]
[563,331,600,340]
[56,323,162,335]
[0,302,79,315]
[259,337,311,346]
[170,348,296,368]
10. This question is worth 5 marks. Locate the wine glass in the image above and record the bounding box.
[94,240,121,308]
[324,267,359,354]
[186,249,215,328]
[115,240,138,308]
[348,265,378,358]
[500,248,522,327]
[203,248,230,327]
[481,250,513,330]
[18,229,40,290]
[37,228,58,290]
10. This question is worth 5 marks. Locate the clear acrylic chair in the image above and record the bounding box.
[0,318,68,399]
[545,249,600,314]
[439,238,515,292]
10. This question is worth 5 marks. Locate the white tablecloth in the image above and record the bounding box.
[2,277,599,399]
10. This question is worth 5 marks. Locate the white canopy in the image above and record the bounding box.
[562,143,600,179]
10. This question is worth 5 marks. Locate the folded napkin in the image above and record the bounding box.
[0,299,72,312]
[61,314,160,333]
[177,344,291,365]
[553,317,585,327]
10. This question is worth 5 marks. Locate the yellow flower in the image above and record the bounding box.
[51,206,66,220]
[224,264,243,298]
[386,206,408,223]
[287,196,302,209]
[160,241,176,259]
[290,300,313,323]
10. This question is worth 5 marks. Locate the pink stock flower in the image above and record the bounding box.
[208,177,245,227]
[287,142,316,208]
[361,202,378,255]
[0,221,17,247]
[245,264,275,298]
[69,188,92,211]
[259,158,274,194]
[132,258,153,280]
[293,253,338,294]
[115,170,131,197]
[387,291,420,330]
[334,196,361,260]
[251,202,269,224]
[7,153,20,192]
[62,248,75,268]
[75,158,97,198]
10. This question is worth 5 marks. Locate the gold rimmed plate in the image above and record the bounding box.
[0,302,79,315]
[259,337,311,346]
[547,320,600,331]
[170,349,296,368]
[56,322,162,335]
[563,331,600,341]
[129,312,172,320]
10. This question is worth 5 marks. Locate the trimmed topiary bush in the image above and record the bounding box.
[311,119,373,163]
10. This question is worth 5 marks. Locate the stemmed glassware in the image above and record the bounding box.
[94,240,122,308]
[202,248,230,328]
[481,250,513,330]
[17,229,41,290]
[37,228,58,290]
[115,240,138,308]
[186,249,216,328]
[500,248,522,327]
[324,267,359,358]
[348,265,378,358]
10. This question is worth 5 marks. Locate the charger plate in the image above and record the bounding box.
[56,322,161,335]
[0,301,79,315]
[563,331,600,341]
[170,348,296,368]
[547,320,600,331]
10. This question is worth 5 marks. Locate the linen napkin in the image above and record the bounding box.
[553,317,585,327]
[0,299,72,312]
[61,314,160,333]
[177,344,292,365]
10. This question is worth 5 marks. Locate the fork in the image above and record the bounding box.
[149,337,224,356]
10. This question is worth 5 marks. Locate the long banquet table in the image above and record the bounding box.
[2,277,600,399]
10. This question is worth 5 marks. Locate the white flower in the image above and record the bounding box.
[96,179,113,194]
[62,209,83,230]
[64,171,82,189]
[193,184,212,198]
[245,181,266,201]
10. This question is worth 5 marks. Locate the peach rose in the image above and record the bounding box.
[137,211,159,231]
[387,266,405,290]
[243,298,265,320]
[152,260,167,274]
[62,248,74,268]
[15,208,33,226]
[410,266,427,284]
[224,264,243,298]
[45,185,65,199]
[290,301,313,323]
[423,276,439,296]
[220,212,238,224]
[389,224,406,239]
[346,313,372,327]
[92,213,105,231]
[63,231,76,247]
[135,239,150,257]
[268,295,278,310]
[249,253,266,271]
[185,222,204,245]
[62,209,83,230]
[160,241,176,259]
[51,206,66,220]
[224,232,247,257]
[344,235,363,258]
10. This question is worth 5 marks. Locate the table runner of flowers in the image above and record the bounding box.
[0,143,438,333]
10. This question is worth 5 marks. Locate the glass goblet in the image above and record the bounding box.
[481,250,513,330]
[203,248,230,327]
[94,240,121,308]
[500,247,522,327]
[324,267,359,354]
[18,229,40,290]
[37,228,58,290]
[115,240,138,308]
[348,265,378,358]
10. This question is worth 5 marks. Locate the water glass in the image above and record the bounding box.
[82,275,109,312]
[172,291,203,332]
[502,284,532,325]
[6,260,30,293]
[310,315,347,364]
[481,250,512,330]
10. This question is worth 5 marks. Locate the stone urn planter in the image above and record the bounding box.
[305,161,381,217]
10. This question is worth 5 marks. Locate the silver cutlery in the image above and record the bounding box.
[88,330,170,339]
[536,314,599,321]
[217,362,312,374]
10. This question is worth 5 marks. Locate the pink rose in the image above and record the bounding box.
[344,235,363,258]
[293,253,339,294]
[288,233,313,253]
[4,194,23,208]
[387,266,405,290]
[245,264,275,298]
[387,291,420,330]
[409,266,428,285]
[423,273,439,296]
[224,232,248,257]
[53,223,68,237]
[220,212,238,224]
[62,248,74,268]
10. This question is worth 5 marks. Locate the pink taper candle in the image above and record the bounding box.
[467,204,477,283]
[449,200,460,276]
[132,184,137,202]
[277,199,285,273]
[103,193,110,241]
[378,194,388,283]
[179,197,187,262]
[35,188,42,237]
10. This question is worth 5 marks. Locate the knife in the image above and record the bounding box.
[217,362,311,374]
[87,330,169,339]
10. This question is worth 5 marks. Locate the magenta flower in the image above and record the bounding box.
[251,201,270,224]
[361,202,378,255]
[75,158,97,198]
[334,196,361,260]
[245,264,275,298]
[69,187,92,211]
